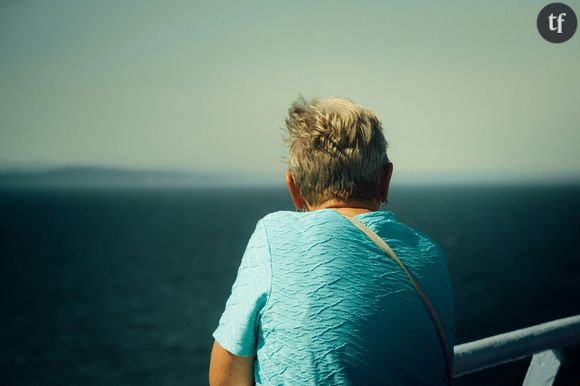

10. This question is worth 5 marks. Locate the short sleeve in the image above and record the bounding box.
[212,219,271,356]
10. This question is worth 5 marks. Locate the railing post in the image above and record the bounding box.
[522,349,564,386]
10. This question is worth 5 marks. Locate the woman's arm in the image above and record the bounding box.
[209,340,255,386]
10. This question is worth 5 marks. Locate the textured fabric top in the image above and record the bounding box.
[213,209,454,385]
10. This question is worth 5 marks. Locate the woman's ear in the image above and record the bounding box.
[285,170,307,210]
[380,162,394,203]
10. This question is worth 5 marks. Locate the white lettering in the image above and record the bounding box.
[549,12,567,33]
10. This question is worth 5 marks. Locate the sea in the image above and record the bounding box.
[1,184,579,386]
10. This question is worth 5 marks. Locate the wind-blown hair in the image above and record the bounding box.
[284,95,388,207]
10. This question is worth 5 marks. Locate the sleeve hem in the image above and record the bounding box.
[212,330,257,357]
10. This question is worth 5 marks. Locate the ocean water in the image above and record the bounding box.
[1,185,579,385]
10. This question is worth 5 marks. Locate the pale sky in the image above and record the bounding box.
[1,0,579,180]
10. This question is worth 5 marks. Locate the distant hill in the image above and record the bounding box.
[1,165,578,189]
[0,166,281,189]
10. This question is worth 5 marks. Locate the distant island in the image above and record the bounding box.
[0,166,281,189]
[0,165,579,189]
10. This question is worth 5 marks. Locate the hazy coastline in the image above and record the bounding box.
[1,165,580,190]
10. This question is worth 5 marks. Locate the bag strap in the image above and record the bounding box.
[343,215,453,385]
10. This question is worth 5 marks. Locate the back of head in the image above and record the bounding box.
[285,95,388,207]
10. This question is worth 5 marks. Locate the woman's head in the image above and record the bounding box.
[284,95,391,209]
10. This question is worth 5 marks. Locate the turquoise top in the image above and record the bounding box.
[213,209,454,385]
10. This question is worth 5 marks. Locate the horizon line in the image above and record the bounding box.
[0,163,579,187]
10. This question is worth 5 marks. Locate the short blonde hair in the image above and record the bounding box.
[285,95,388,207]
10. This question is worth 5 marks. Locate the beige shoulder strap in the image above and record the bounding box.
[343,215,453,385]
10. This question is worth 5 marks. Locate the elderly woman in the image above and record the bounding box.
[209,96,454,385]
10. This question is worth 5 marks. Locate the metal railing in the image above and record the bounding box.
[453,314,580,385]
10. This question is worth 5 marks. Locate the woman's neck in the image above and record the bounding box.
[308,198,379,218]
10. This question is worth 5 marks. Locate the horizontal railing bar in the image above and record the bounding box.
[453,314,580,377]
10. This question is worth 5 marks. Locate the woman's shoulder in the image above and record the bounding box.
[356,211,444,253]
[257,209,442,252]
[260,210,300,223]
[257,209,347,241]
[260,209,338,225]
[260,209,400,230]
